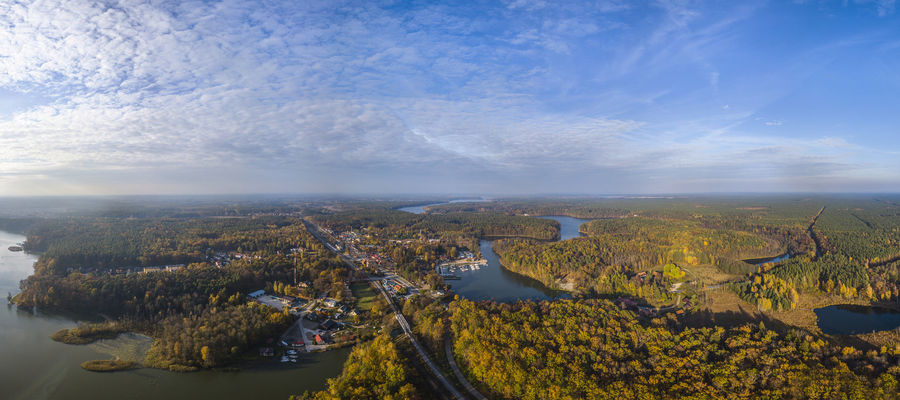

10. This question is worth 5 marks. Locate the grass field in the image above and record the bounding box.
[351,282,378,311]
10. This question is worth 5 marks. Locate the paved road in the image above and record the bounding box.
[445,337,487,400]
[303,217,466,399]
[374,281,465,400]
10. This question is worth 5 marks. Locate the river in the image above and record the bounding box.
[397,206,589,302]
[0,230,349,400]
[450,216,589,301]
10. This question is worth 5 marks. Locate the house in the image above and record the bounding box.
[321,319,339,331]
[315,334,325,345]
[323,299,338,308]
[165,264,185,272]
[248,290,265,299]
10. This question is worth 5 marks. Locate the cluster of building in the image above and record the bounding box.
[248,290,307,313]
[138,264,185,274]
[310,298,357,321]
[77,263,187,276]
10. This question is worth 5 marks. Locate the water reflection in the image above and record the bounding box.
[814,304,900,335]
[0,230,349,400]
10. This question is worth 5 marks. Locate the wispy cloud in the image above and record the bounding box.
[0,0,898,195]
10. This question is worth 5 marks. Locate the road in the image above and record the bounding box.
[303,216,466,399]
[374,280,465,400]
[445,337,487,400]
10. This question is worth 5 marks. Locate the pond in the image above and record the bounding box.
[0,230,350,400]
[745,253,792,265]
[814,304,900,335]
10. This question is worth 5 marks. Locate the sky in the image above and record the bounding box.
[1,0,899,196]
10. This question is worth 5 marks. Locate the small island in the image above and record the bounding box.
[80,360,138,372]
[50,322,126,345]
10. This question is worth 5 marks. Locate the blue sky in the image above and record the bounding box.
[0,0,898,196]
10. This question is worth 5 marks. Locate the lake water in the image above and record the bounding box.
[0,230,349,400]
[536,215,588,241]
[397,199,490,214]
[445,240,567,302]
[814,304,900,335]
[745,253,792,265]
[398,211,589,302]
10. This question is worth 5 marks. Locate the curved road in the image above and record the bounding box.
[374,281,465,400]
[445,337,487,400]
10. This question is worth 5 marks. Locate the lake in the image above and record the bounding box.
[0,230,349,400]
[536,215,588,241]
[445,240,567,302]
[394,209,590,302]
[745,253,792,265]
[814,304,900,335]
[397,199,490,214]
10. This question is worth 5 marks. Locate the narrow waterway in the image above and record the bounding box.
[445,239,566,302]
[0,230,349,400]
[398,205,590,302]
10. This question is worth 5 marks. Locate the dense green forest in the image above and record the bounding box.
[736,199,900,310]
[449,299,900,399]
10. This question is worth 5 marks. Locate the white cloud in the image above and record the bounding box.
[0,0,897,195]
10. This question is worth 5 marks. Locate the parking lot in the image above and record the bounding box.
[256,294,289,310]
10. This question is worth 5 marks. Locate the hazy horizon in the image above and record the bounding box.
[2,1,899,196]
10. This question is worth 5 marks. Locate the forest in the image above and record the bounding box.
[21,216,322,275]
[485,197,900,315]
[491,215,782,301]
[309,210,560,241]
[6,195,900,397]
[448,298,899,399]
[11,215,351,369]
[296,334,422,400]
